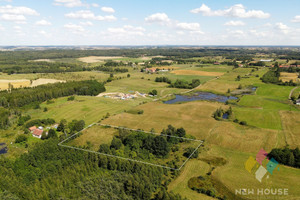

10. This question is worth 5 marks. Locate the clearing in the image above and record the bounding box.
[78,56,123,63]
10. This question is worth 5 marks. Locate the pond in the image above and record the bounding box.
[163,92,238,104]
[0,143,7,155]
[222,113,229,119]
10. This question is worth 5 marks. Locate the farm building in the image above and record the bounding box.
[29,126,44,139]
[29,126,37,132]
[32,129,43,139]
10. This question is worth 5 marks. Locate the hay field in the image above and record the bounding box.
[102,101,287,153]
[102,101,226,140]
[67,125,118,151]
[211,146,300,200]
[78,56,123,63]
[0,79,30,90]
[171,70,224,76]
[280,72,299,83]
[280,111,300,148]
[168,159,214,200]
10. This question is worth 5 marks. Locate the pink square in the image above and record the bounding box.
[256,148,268,165]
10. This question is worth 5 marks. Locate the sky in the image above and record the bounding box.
[0,0,299,46]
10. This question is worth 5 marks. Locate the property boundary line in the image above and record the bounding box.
[58,123,203,171]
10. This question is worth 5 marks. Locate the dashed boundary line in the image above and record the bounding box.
[58,123,203,171]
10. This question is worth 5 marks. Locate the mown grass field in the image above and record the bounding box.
[67,125,118,151]
[27,96,150,125]
[210,146,300,200]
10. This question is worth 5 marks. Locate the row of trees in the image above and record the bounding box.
[155,77,201,89]
[0,80,105,108]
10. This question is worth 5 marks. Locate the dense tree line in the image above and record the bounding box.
[24,118,55,128]
[0,139,186,199]
[155,77,200,89]
[169,79,200,89]
[0,108,10,129]
[0,61,84,74]
[0,80,105,108]
[94,65,129,73]
[261,67,298,86]
[155,77,172,84]
[268,147,300,168]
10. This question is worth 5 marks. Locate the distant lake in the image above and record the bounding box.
[0,143,7,155]
[164,92,238,104]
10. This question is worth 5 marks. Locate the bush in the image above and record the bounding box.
[67,96,75,101]
[15,135,27,143]
[239,121,247,126]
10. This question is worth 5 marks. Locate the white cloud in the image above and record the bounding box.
[0,24,4,30]
[107,25,145,36]
[249,30,268,37]
[291,15,300,23]
[0,14,26,22]
[65,10,117,21]
[35,20,51,26]
[101,7,115,13]
[0,5,39,16]
[145,13,203,34]
[0,5,38,23]
[80,21,93,26]
[54,0,85,8]
[64,23,85,32]
[39,30,52,37]
[92,3,99,8]
[145,13,170,24]
[224,20,245,26]
[191,4,270,19]
[275,22,290,34]
[176,22,203,34]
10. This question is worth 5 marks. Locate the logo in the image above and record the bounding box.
[245,148,279,182]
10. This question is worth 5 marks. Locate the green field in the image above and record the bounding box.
[27,96,150,125]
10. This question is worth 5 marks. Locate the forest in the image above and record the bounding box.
[0,139,186,200]
[0,80,105,108]
[268,147,300,168]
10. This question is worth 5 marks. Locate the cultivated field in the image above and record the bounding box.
[280,72,299,83]
[0,79,30,90]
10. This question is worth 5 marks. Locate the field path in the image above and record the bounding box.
[289,86,299,99]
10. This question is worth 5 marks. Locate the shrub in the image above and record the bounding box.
[15,135,27,143]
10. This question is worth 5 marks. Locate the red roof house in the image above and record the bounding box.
[32,129,43,139]
[29,126,37,132]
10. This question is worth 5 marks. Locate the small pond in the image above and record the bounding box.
[163,92,238,104]
[0,143,7,155]
[222,113,229,119]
